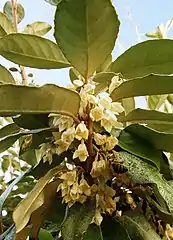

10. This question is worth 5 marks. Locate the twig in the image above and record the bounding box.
[11,0,28,85]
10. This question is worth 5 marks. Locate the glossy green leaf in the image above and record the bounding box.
[0,33,69,69]
[83,224,102,240]
[23,21,52,36]
[118,108,173,125]
[54,0,119,77]
[112,39,173,79]
[93,72,115,95]
[0,65,15,84]
[148,95,167,110]
[38,229,54,240]
[3,1,25,24]
[0,12,14,37]
[118,151,173,213]
[124,124,173,153]
[44,0,62,5]
[111,75,173,101]
[101,216,131,240]
[0,84,80,116]
[118,130,163,169]
[61,200,95,240]
[0,123,20,138]
[0,169,29,213]
[119,208,161,240]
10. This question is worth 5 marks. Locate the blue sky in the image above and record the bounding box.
[0,0,173,87]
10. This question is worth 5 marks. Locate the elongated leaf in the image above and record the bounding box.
[0,169,29,213]
[69,68,80,81]
[4,226,16,240]
[23,22,52,36]
[93,72,115,95]
[54,0,119,77]
[0,34,69,69]
[118,130,163,169]
[0,65,15,84]
[122,98,135,115]
[124,124,173,153]
[0,84,80,116]
[44,0,62,5]
[112,39,173,79]
[0,12,14,37]
[148,95,167,110]
[96,54,112,73]
[101,216,131,240]
[111,75,173,101]
[83,224,102,240]
[118,151,173,213]
[3,1,25,24]
[119,208,161,240]
[61,200,95,240]
[118,108,173,125]
[38,229,54,240]
[0,123,20,138]
[13,167,61,233]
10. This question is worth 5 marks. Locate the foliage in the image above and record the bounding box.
[0,0,173,239]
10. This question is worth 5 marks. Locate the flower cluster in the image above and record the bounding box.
[57,169,92,206]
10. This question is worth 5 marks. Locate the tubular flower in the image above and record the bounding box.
[98,95,112,109]
[61,126,75,144]
[109,75,123,94]
[87,94,98,104]
[73,79,84,87]
[105,136,118,151]
[79,178,91,196]
[110,102,124,115]
[75,122,89,140]
[93,208,103,226]
[73,141,89,162]
[90,106,104,122]
[94,133,106,146]
[91,157,107,178]
[59,170,77,186]
[53,115,74,132]
[55,139,70,155]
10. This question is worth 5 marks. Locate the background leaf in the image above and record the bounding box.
[0,34,69,69]
[54,0,119,77]
[0,12,14,37]
[0,65,15,84]
[23,21,52,36]
[61,200,95,240]
[148,95,167,110]
[3,1,25,24]
[112,39,173,79]
[44,0,62,6]
[93,72,115,95]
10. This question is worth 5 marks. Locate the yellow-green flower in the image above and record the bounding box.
[75,122,89,140]
[73,141,89,162]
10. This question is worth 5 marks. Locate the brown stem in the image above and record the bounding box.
[0,216,3,234]
[11,0,28,85]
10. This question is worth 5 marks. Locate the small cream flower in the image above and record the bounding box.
[91,158,107,178]
[90,106,104,122]
[73,79,84,87]
[73,141,89,162]
[94,209,103,225]
[53,116,74,132]
[84,83,95,93]
[101,113,113,132]
[61,126,75,144]
[55,139,70,155]
[59,170,77,186]
[75,122,89,140]
[98,95,112,109]
[109,76,123,94]
[94,133,106,145]
[106,136,118,151]
[87,94,98,104]
[111,102,124,115]
[79,178,91,196]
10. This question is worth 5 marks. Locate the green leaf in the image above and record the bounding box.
[23,21,52,36]
[69,68,80,81]
[118,108,173,125]
[111,75,173,101]
[13,115,48,130]
[0,123,20,138]
[122,98,135,115]
[0,169,29,213]
[61,200,96,240]
[20,149,40,166]
[0,65,15,84]
[38,229,54,240]
[96,54,112,73]
[124,123,173,153]
[54,0,119,77]
[119,208,161,240]
[4,226,16,240]
[13,167,61,233]
[0,34,69,69]
[118,130,163,169]
[44,0,62,5]
[118,151,173,213]
[1,156,10,172]
[101,216,131,240]
[93,72,115,95]
[3,1,25,24]
[83,224,102,240]
[0,12,14,37]
[148,95,167,110]
[111,39,173,79]
[0,84,80,116]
